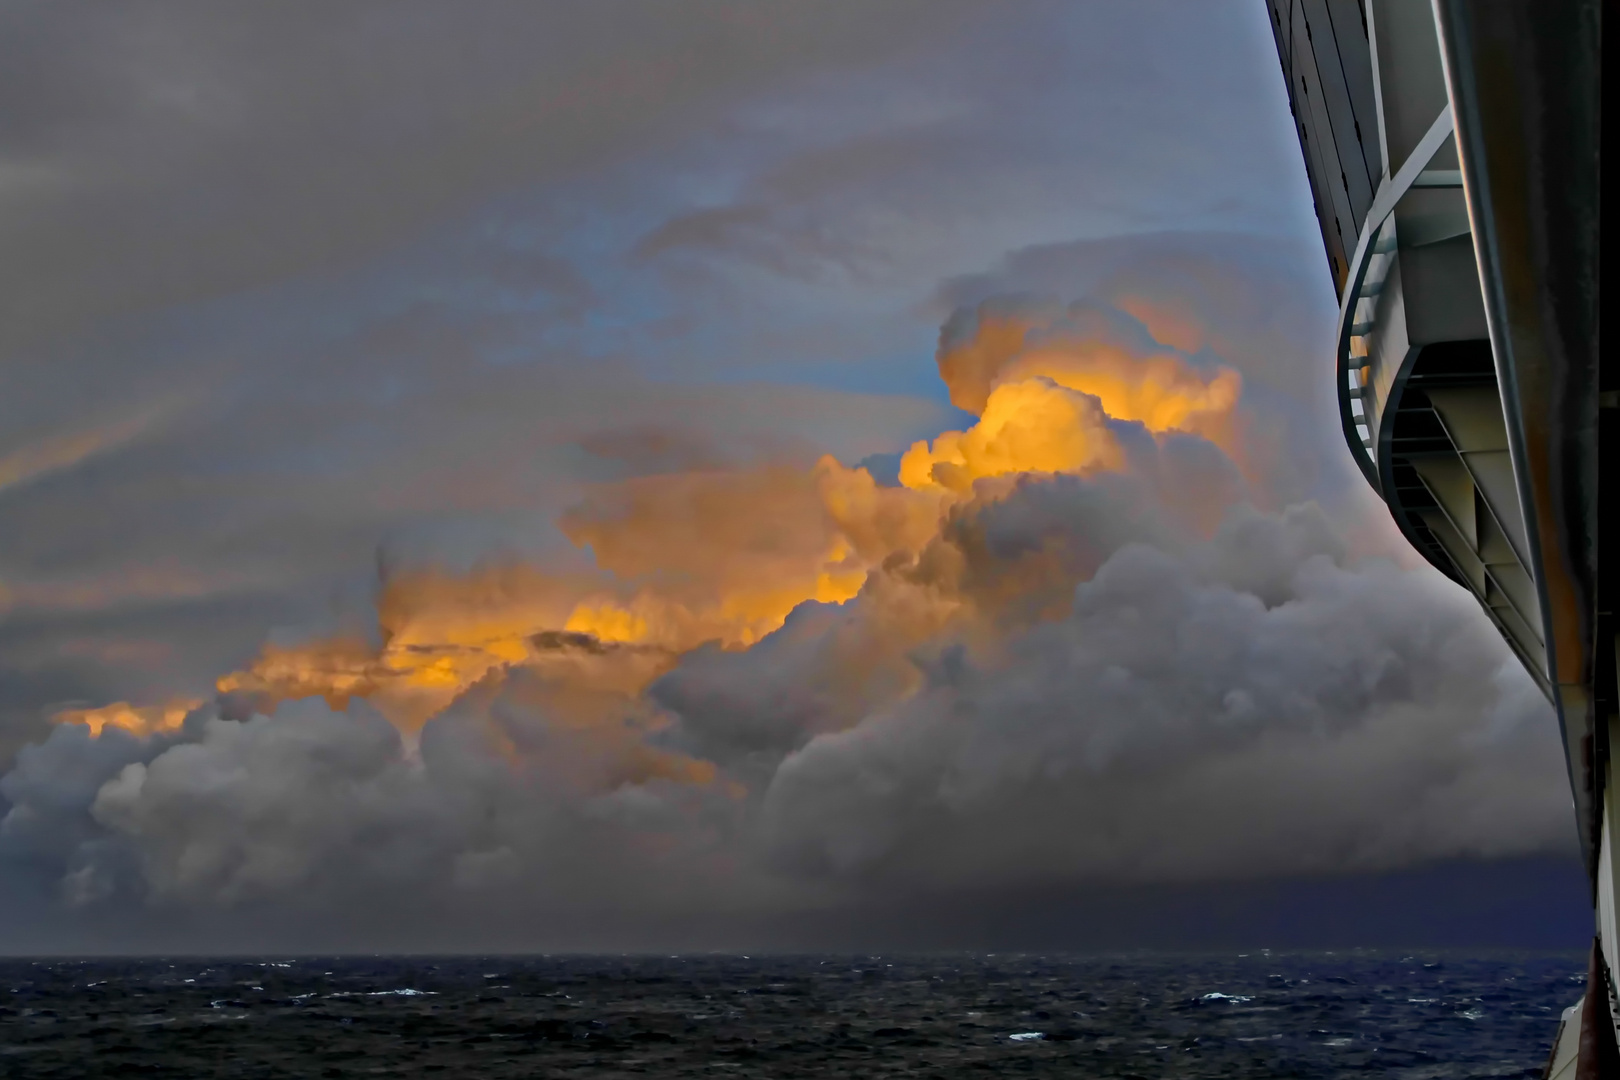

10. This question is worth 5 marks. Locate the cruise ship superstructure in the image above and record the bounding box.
[1264,2,1607,1072]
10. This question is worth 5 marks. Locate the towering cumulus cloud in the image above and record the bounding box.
[0,293,1569,948]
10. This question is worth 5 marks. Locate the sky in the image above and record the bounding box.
[0,1,1588,953]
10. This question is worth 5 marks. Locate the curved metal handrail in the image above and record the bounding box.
[1333,106,1456,492]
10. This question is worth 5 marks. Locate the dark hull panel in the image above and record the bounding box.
[1263,1,1607,1066]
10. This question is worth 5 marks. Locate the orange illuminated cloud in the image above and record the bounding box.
[557,458,941,649]
[216,566,656,733]
[899,377,1126,493]
[53,699,201,738]
[936,309,1241,449]
[75,298,1252,746]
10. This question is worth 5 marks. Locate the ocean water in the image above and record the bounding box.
[0,951,1582,1078]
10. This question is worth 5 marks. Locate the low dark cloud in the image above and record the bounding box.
[0,408,1571,950]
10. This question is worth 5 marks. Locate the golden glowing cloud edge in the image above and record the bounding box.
[51,700,202,739]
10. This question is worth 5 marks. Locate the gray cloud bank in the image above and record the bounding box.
[0,427,1571,950]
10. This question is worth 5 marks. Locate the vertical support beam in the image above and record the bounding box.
[1577,936,1620,1077]
[1430,0,1603,874]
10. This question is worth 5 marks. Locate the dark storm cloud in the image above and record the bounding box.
[0,457,1571,952]
[0,2,1579,954]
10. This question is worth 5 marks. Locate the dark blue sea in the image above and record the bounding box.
[0,951,1583,1077]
